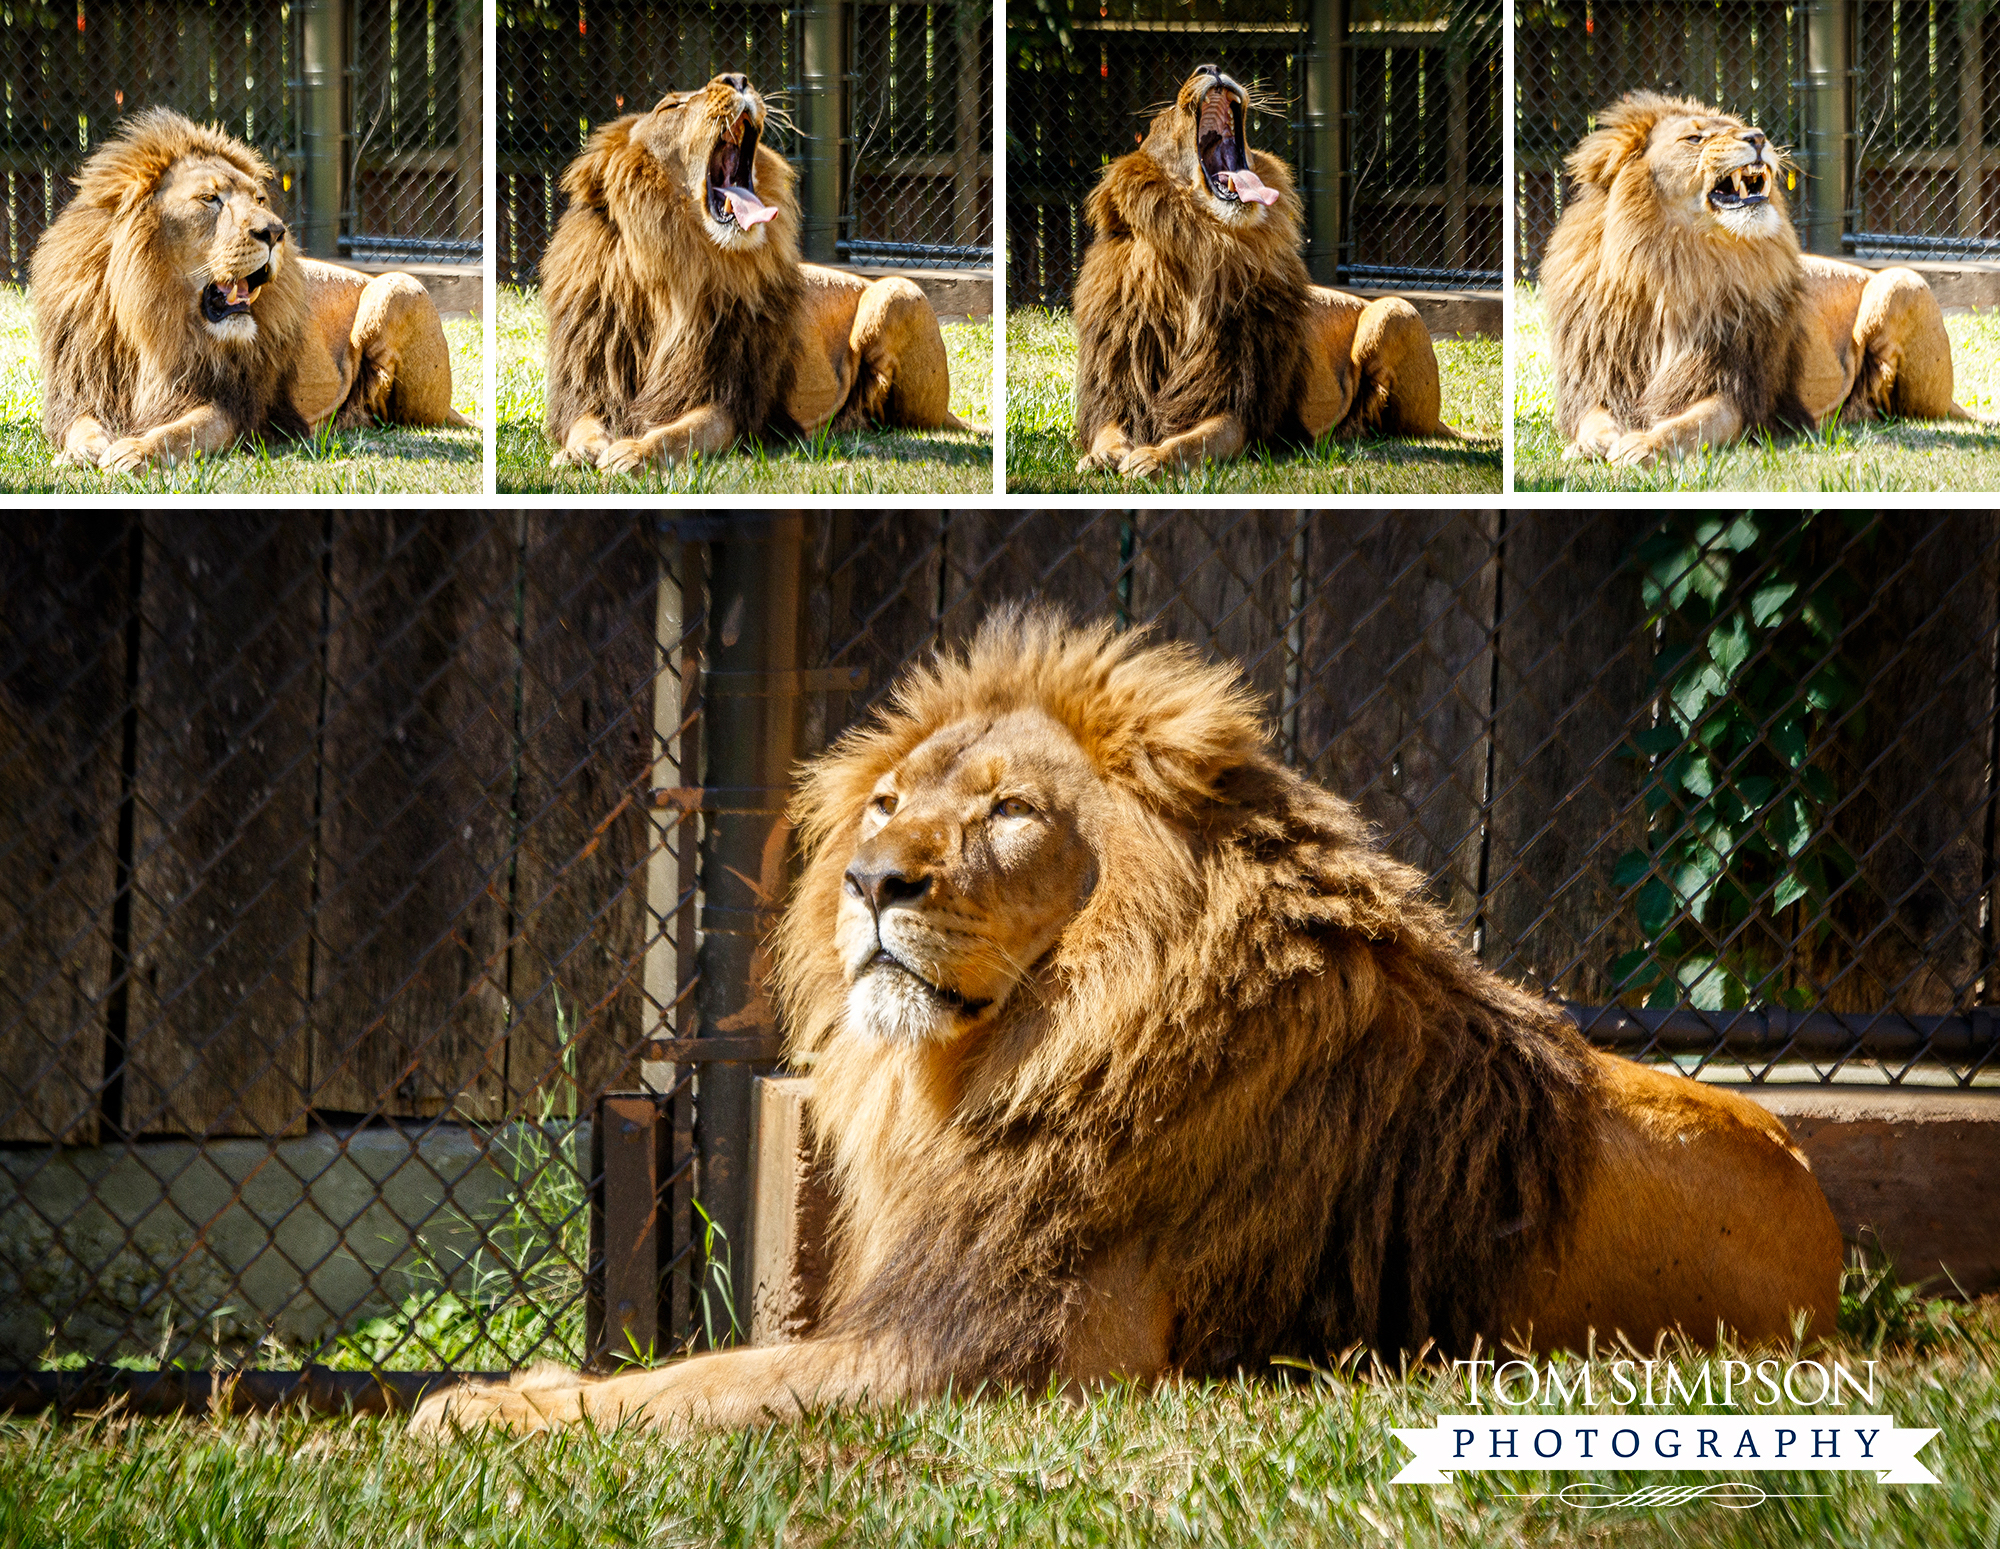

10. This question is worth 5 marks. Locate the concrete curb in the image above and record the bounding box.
[1349,286,1503,340]
[830,264,992,322]
[343,260,482,316]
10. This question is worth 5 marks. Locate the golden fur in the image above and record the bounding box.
[1545,90,1977,464]
[542,73,967,474]
[1073,65,1452,477]
[31,108,468,472]
[411,611,1841,1437]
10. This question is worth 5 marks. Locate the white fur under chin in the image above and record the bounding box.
[705,217,769,252]
[846,971,956,1044]
[1713,201,1785,241]
[1207,195,1267,228]
[205,314,259,346]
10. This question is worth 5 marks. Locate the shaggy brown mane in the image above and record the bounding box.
[1542,90,1811,441]
[1073,145,1314,453]
[31,108,312,446]
[541,109,807,445]
[774,611,1602,1382]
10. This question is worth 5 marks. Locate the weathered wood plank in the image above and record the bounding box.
[809,513,942,753]
[939,512,1130,645]
[1481,515,1652,999]
[1296,513,1500,924]
[0,520,131,1144]
[1129,512,1302,735]
[310,516,516,1121]
[122,519,320,1138]
[511,516,660,1111]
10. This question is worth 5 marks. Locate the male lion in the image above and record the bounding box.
[31,109,470,472]
[1545,90,1980,465]
[414,611,1841,1437]
[542,73,967,473]
[1072,64,1454,478]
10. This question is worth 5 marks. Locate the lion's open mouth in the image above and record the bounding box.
[1708,163,1772,210]
[200,263,271,324]
[706,110,777,229]
[1196,87,1278,207]
[867,949,992,1015]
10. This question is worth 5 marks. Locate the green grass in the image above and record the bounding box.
[1005,306,1502,494]
[0,286,481,495]
[1514,282,2000,492]
[496,285,994,494]
[3,1299,1992,1547]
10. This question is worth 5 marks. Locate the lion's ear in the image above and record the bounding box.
[1566,90,1680,189]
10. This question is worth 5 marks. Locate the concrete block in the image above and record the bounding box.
[1735,1086,2000,1294]
[1347,286,1503,340]
[342,260,483,317]
[829,265,991,322]
[1845,257,2000,314]
[749,1075,835,1345]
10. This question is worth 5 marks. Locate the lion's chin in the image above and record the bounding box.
[703,216,769,253]
[1710,201,1786,241]
[203,314,259,346]
[846,972,960,1044]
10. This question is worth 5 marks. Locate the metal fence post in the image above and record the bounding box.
[692,519,807,1346]
[300,0,345,258]
[802,0,849,263]
[1804,0,1849,255]
[1305,0,1345,283]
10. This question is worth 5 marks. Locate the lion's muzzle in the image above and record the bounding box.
[199,260,272,324]
[1706,131,1775,213]
[706,99,776,230]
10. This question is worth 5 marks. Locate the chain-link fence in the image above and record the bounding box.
[1007,0,1501,310]
[4,513,1995,1386]
[1517,0,2000,277]
[499,0,991,285]
[1,0,478,286]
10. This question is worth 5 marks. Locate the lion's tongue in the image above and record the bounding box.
[1224,168,1280,206]
[223,278,252,305]
[720,185,778,228]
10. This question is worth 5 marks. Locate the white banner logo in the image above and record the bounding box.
[1391,1415,1939,1486]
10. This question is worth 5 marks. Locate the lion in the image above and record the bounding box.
[30,108,470,472]
[1545,90,1981,465]
[541,72,968,474]
[1072,64,1455,479]
[412,610,1841,1437]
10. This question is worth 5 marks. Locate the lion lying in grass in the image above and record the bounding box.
[413,611,1840,1437]
[1072,64,1454,478]
[31,109,469,472]
[1545,90,1982,465]
[541,73,967,474]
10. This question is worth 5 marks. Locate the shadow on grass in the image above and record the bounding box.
[1006,429,1502,495]
[497,422,994,494]
[0,420,480,494]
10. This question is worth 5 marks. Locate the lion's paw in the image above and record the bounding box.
[101,437,161,474]
[1605,431,1660,467]
[1560,440,1603,463]
[1116,445,1167,478]
[599,438,661,475]
[408,1377,581,1437]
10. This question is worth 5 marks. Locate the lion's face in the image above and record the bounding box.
[835,709,1107,1044]
[633,72,775,251]
[1639,105,1787,241]
[154,153,289,347]
[1141,65,1273,227]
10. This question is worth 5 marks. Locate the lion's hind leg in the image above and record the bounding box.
[1339,296,1455,440]
[347,272,475,430]
[839,277,970,433]
[1848,266,1981,423]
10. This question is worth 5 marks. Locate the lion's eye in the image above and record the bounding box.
[205,193,224,207]
[871,793,898,817]
[993,797,1035,820]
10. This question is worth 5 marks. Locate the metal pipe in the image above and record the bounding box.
[692,518,807,1347]
[1566,1004,2000,1062]
[1803,0,1849,256]
[1304,0,1344,283]
[801,0,848,264]
[0,1367,493,1418]
[299,0,344,258]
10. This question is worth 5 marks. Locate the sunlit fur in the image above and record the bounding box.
[31,109,313,448]
[1072,70,1315,455]
[542,75,806,444]
[774,609,1603,1384]
[1542,91,1814,443]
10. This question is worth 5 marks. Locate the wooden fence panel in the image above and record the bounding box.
[0,521,130,1145]
[511,517,661,1110]
[310,517,516,1121]
[940,512,1128,646]
[1481,517,1652,999]
[1296,513,1499,924]
[1131,513,1301,728]
[122,519,319,1139]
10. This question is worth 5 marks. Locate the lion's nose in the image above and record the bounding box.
[719,72,749,92]
[260,219,287,246]
[1743,130,1767,154]
[1194,61,1218,78]
[845,863,931,912]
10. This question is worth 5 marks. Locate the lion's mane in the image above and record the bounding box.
[30,109,312,447]
[1542,90,1813,441]
[773,611,1603,1383]
[541,114,806,444]
[1072,147,1314,455]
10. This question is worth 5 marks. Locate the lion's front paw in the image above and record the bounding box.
[599,437,663,475]
[1560,440,1603,463]
[1076,449,1119,474]
[101,436,162,474]
[1605,430,1660,467]
[1116,444,1167,478]
[408,1377,582,1437]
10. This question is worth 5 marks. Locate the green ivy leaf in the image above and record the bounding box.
[1612,850,1653,890]
[1637,878,1678,937]
[1749,580,1798,627]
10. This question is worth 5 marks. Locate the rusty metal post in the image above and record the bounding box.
[692,517,807,1346]
[299,0,345,257]
[1305,0,1345,283]
[588,1095,667,1366]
